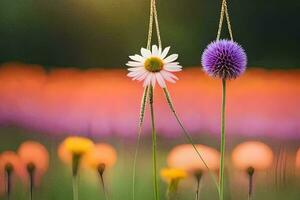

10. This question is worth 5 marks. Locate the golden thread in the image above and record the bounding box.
[216,0,234,41]
[216,0,225,40]
[224,0,234,40]
[147,0,154,49]
[153,0,162,49]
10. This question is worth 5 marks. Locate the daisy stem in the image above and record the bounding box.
[162,87,220,194]
[149,85,160,200]
[132,86,149,200]
[219,78,226,200]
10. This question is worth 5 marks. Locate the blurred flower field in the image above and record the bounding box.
[0,63,299,200]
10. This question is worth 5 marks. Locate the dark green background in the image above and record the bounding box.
[0,0,299,69]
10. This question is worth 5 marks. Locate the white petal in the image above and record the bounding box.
[158,46,162,55]
[143,74,152,87]
[129,54,144,62]
[128,67,144,72]
[164,54,178,63]
[133,70,147,80]
[126,61,143,67]
[151,73,156,87]
[160,46,170,59]
[137,71,149,81]
[141,48,151,58]
[160,70,178,83]
[127,70,144,78]
[155,73,166,88]
[152,45,159,56]
[164,65,182,72]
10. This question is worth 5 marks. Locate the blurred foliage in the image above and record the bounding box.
[0,0,299,69]
[0,127,300,200]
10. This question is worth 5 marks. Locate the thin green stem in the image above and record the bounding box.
[219,79,226,200]
[26,164,35,200]
[149,86,160,200]
[30,172,33,200]
[247,167,254,200]
[5,168,12,200]
[162,88,220,193]
[72,175,79,200]
[72,154,80,200]
[166,179,178,200]
[195,172,202,200]
[132,86,149,200]
[98,164,109,200]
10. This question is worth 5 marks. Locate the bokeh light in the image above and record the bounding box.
[167,144,220,173]
[231,141,274,171]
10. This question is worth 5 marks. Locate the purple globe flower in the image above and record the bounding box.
[201,39,247,80]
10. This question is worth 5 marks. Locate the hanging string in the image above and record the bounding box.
[147,0,154,49]
[216,0,234,41]
[216,0,225,40]
[224,0,234,40]
[152,0,162,49]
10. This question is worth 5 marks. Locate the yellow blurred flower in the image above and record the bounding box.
[58,136,94,177]
[63,136,94,156]
[160,168,187,183]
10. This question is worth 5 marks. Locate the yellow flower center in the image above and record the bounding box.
[144,57,164,72]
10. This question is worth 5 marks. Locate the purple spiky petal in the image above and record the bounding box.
[201,39,247,80]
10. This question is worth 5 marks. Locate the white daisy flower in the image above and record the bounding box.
[126,45,182,88]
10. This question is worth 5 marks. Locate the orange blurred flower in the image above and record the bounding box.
[296,148,300,169]
[167,144,220,173]
[0,151,25,178]
[83,143,117,172]
[18,141,49,186]
[231,141,273,171]
[57,142,72,164]
[0,151,26,196]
